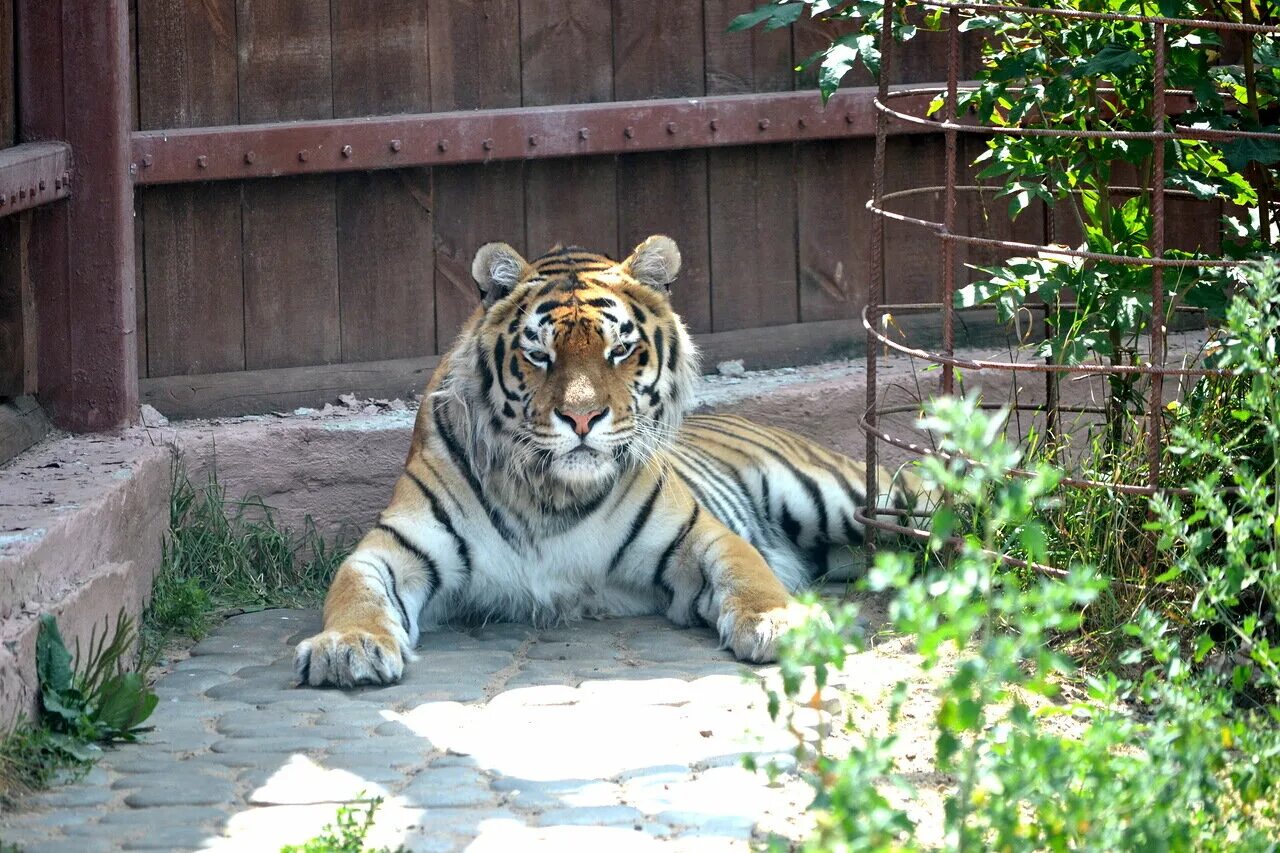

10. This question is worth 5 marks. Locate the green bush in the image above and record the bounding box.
[764,264,1280,851]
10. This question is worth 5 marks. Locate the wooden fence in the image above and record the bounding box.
[0,1,1224,429]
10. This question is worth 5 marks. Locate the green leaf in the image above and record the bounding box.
[728,2,804,32]
[1074,43,1144,78]
[36,614,75,695]
[1222,136,1280,172]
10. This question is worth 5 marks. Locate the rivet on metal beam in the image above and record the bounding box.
[244,151,256,164]
[341,145,353,158]
[758,118,770,130]
[578,128,589,140]
[390,139,403,152]
[38,180,46,191]
[196,155,208,169]
[298,150,309,162]
[141,154,153,168]
[437,140,449,152]
[17,189,24,200]
[9,194,15,204]
[482,139,494,150]
[845,113,855,124]
[709,119,719,132]
[54,178,60,190]
[528,135,538,147]
[0,197,5,207]
[797,117,807,129]
[28,187,34,198]
[666,122,677,134]
[623,126,635,139]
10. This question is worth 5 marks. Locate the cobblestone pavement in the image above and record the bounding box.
[0,609,841,852]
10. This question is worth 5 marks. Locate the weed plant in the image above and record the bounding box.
[144,462,350,659]
[280,796,405,853]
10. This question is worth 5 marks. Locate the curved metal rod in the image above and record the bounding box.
[916,0,1279,35]
[866,189,1241,269]
[862,305,1230,376]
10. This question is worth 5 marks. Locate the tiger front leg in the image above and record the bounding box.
[294,536,431,687]
[664,511,821,663]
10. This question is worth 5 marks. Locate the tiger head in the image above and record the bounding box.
[443,235,698,499]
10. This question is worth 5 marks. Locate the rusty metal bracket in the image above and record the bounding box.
[131,88,937,186]
[0,142,72,217]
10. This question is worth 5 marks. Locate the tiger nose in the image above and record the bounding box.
[555,407,608,437]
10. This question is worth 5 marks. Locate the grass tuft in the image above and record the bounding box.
[142,460,350,662]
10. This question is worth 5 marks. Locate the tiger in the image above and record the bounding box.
[294,235,927,687]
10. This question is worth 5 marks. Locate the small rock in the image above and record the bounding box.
[389,399,407,412]
[716,359,746,377]
[338,393,361,409]
[361,405,380,415]
[292,407,318,417]
[139,404,169,427]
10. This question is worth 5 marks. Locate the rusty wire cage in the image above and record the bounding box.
[857,0,1280,574]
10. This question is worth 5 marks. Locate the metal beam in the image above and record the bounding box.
[131,88,938,186]
[0,143,72,217]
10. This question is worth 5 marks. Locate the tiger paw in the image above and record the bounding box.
[724,601,830,664]
[294,629,405,688]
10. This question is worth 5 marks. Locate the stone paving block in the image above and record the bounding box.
[465,623,535,642]
[120,825,226,850]
[399,767,496,808]
[30,782,120,807]
[97,805,228,827]
[484,684,580,710]
[535,805,645,827]
[524,641,621,663]
[210,736,329,754]
[295,760,408,786]
[466,822,664,853]
[576,677,692,706]
[491,777,623,811]
[244,755,394,805]
[19,838,119,853]
[122,775,236,808]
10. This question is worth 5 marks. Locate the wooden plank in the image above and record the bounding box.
[0,0,14,147]
[134,195,146,378]
[21,0,138,430]
[798,139,871,323]
[614,0,704,100]
[432,161,526,350]
[141,310,1011,420]
[427,0,521,111]
[520,0,613,107]
[426,0,523,351]
[137,0,238,128]
[704,2,797,334]
[238,0,338,370]
[520,0,614,263]
[882,135,947,305]
[524,155,618,259]
[0,397,51,465]
[141,183,245,375]
[708,144,798,331]
[336,171,435,362]
[0,213,32,396]
[614,0,710,333]
[137,0,241,378]
[242,176,340,369]
[704,0,793,94]
[236,0,332,124]
[142,354,441,419]
[331,0,431,117]
[332,0,434,363]
[618,152,712,333]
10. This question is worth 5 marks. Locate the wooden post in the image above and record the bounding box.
[17,0,137,431]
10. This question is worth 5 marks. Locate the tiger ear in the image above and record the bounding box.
[621,235,681,292]
[472,242,530,306]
